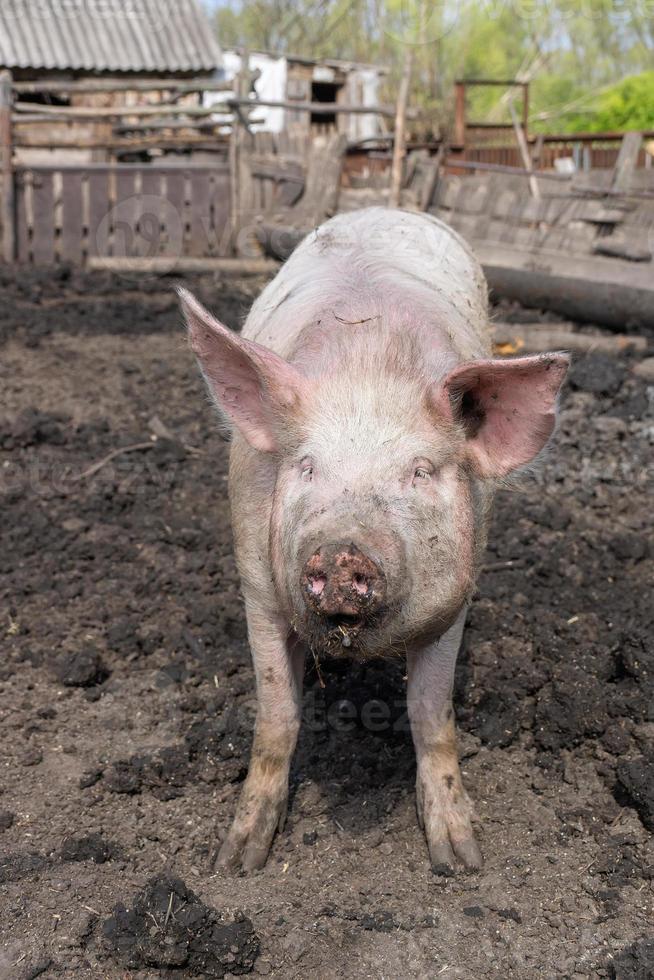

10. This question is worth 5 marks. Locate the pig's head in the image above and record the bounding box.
[181,289,568,658]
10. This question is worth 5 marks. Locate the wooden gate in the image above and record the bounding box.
[13,163,231,265]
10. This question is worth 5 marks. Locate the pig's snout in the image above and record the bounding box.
[302,542,386,625]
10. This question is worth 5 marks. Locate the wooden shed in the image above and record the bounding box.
[213,49,386,142]
[0,0,222,163]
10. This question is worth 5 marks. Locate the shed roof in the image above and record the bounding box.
[0,0,221,74]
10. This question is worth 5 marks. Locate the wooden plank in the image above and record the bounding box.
[60,169,84,264]
[139,170,165,256]
[87,170,110,257]
[30,169,55,264]
[389,49,412,208]
[189,170,211,256]
[113,170,138,256]
[162,169,188,258]
[0,70,15,262]
[14,78,234,95]
[15,167,30,262]
[593,235,651,261]
[210,171,231,256]
[611,132,642,192]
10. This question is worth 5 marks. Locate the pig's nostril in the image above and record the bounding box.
[308,575,326,596]
[352,573,369,595]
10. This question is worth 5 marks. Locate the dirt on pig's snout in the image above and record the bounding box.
[0,269,653,979]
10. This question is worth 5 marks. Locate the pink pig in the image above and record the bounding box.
[180,208,568,874]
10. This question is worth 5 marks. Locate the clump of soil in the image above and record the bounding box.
[610,938,654,979]
[61,833,115,864]
[615,757,654,832]
[56,647,110,687]
[102,873,259,976]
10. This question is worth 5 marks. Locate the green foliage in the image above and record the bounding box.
[590,71,654,131]
[209,0,654,136]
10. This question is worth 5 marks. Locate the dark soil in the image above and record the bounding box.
[1,268,652,979]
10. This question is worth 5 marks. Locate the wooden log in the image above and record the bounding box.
[389,50,412,208]
[473,242,654,330]
[491,321,648,354]
[0,70,15,263]
[86,256,280,274]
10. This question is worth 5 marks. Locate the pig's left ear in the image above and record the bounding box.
[178,288,307,453]
[438,354,569,478]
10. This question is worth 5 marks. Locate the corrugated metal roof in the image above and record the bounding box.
[0,0,221,73]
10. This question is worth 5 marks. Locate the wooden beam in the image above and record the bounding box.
[112,118,234,132]
[454,78,525,87]
[13,78,234,95]
[226,97,413,118]
[13,101,231,120]
[453,82,466,146]
[15,114,232,129]
[0,70,15,263]
[611,131,642,192]
[443,157,570,180]
[13,162,229,174]
[522,83,529,140]
[13,136,229,151]
[389,50,412,208]
[509,99,540,199]
[87,256,280,274]
[13,98,409,123]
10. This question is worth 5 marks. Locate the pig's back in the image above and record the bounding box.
[243,208,490,361]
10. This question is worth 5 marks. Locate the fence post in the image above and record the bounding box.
[389,50,412,208]
[453,81,466,147]
[0,70,15,263]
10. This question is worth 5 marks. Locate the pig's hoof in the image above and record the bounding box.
[417,771,483,874]
[216,794,288,873]
[427,831,482,875]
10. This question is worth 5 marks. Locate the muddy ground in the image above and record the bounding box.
[0,265,653,980]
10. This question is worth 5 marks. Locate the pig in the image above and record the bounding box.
[179,207,568,874]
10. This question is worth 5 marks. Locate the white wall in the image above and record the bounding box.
[204,50,287,133]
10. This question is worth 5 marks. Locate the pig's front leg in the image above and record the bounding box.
[217,604,304,872]
[407,608,482,874]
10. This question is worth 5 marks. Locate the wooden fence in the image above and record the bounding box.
[12,163,231,265]
[461,129,654,170]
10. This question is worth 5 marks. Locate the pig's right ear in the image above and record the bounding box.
[178,288,307,453]
[437,353,569,478]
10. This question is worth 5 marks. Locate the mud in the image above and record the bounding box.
[0,269,652,978]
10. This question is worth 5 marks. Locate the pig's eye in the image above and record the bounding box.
[412,461,434,486]
[300,460,314,483]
